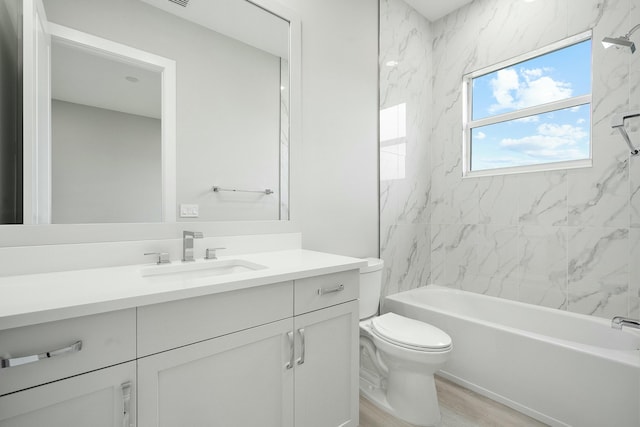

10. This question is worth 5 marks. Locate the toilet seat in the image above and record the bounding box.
[371,313,452,352]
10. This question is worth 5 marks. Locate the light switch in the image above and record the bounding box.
[179,204,199,218]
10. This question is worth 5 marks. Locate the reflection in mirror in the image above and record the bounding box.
[18,0,291,224]
[133,0,291,222]
[29,22,177,224]
[0,0,22,224]
[51,38,162,223]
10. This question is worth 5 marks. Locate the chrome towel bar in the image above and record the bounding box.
[212,186,273,195]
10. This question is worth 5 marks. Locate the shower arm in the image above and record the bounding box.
[624,23,640,39]
[611,110,640,156]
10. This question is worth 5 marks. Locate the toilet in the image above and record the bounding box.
[359,258,452,427]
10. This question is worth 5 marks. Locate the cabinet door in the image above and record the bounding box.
[294,300,359,427]
[0,362,136,427]
[138,318,294,427]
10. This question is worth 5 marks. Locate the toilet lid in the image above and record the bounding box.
[371,313,452,351]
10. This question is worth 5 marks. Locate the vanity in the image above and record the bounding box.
[0,249,364,427]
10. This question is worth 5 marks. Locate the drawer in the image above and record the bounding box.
[0,309,136,396]
[294,269,359,315]
[137,281,293,357]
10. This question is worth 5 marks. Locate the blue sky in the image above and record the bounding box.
[470,39,592,171]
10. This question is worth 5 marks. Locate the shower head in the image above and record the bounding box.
[602,23,640,54]
[601,36,636,53]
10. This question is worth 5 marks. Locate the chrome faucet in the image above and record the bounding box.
[611,316,640,330]
[182,231,203,262]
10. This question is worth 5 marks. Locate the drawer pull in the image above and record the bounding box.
[122,381,132,427]
[285,331,294,370]
[0,340,83,369]
[317,284,344,296]
[296,328,306,365]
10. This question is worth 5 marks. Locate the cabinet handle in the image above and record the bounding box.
[122,381,132,427]
[296,328,305,365]
[0,340,83,369]
[317,284,344,296]
[285,331,294,370]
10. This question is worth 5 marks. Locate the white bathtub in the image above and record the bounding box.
[383,285,640,427]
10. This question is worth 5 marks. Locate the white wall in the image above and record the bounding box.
[51,100,161,223]
[281,0,380,258]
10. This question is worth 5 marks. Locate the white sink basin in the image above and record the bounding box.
[140,259,267,278]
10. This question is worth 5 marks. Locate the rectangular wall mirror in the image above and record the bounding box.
[11,0,293,225]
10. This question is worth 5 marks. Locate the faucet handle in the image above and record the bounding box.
[205,247,226,260]
[144,252,170,264]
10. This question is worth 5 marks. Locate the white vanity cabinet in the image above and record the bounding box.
[137,318,295,427]
[293,270,360,427]
[0,309,137,427]
[137,281,295,427]
[0,362,136,427]
[137,269,359,427]
[0,258,362,427]
[293,301,359,427]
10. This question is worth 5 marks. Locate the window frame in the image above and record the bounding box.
[462,30,593,178]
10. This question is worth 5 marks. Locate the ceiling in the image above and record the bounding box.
[51,40,161,119]
[403,0,474,22]
[140,0,289,59]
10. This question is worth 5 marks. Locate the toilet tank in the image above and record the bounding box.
[359,258,384,319]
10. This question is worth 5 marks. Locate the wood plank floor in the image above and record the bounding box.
[359,376,548,427]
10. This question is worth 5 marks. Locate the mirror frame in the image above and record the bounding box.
[2,0,301,247]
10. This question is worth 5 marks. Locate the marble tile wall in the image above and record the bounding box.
[381,0,640,319]
[379,0,433,299]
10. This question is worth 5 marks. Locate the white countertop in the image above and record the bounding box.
[0,249,366,331]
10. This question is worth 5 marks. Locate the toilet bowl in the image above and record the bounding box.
[359,259,452,427]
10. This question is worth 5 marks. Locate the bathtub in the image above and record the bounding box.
[383,285,640,427]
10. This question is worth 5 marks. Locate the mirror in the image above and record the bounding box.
[14,0,291,224]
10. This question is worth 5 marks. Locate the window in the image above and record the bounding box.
[462,31,592,176]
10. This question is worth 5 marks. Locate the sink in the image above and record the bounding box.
[140,259,267,278]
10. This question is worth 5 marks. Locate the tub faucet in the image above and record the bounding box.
[611,316,640,330]
[182,231,203,262]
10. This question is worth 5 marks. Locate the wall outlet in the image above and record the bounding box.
[179,204,199,218]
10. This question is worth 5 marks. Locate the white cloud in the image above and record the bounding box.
[518,76,572,108]
[499,123,588,160]
[488,67,573,113]
[475,131,486,140]
[489,68,519,111]
[521,68,543,78]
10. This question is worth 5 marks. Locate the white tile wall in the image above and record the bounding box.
[379,0,433,301]
[381,0,640,319]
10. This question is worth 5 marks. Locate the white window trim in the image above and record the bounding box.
[462,30,593,178]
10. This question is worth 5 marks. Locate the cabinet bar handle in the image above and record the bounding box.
[0,340,83,369]
[122,381,132,427]
[285,331,294,369]
[296,328,305,365]
[317,284,344,296]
